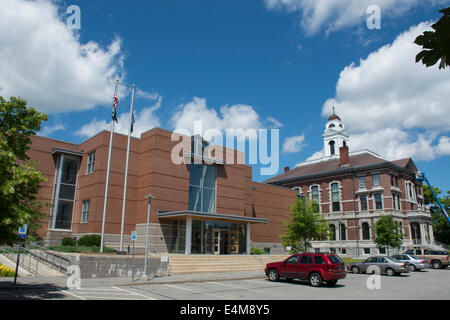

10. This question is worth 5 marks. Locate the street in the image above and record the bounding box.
[2,268,448,300]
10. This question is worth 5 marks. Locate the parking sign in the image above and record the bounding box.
[131,230,137,242]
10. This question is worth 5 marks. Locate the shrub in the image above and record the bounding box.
[61,237,76,246]
[77,235,101,247]
[250,247,264,255]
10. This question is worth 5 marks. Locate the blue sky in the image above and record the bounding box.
[1,0,449,192]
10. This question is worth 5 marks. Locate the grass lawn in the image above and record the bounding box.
[48,245,116,253]
[342,258,364,265]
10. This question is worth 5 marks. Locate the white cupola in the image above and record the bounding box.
[323,107,350,158]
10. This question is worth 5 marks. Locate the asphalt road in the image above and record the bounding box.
[1,268,449,300]
[58,268,450,300]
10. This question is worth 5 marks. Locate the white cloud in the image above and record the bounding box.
[76,94,162,138]
[317,22,450,162]
[170,97,268,133]
[0,0,125,113]
[282,135,306,153]
[39,122,66,137]
[264,0,447,35]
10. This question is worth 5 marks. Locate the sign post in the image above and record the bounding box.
[14,224,27,285]
[131,230,136,282]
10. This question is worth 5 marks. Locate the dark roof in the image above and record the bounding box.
[264,153,417,185]
[328,114,341,121]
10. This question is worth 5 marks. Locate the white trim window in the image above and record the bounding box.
[359,194,368,211]
[86,151,95,174]
[372,173,381,187]
[374,193,383,210]
[81,199,90,223]
[331,182,341,212]
[358,176,366,189]
[310,185,320,204]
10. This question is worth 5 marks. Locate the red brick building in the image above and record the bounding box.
[265,112,437,256]
[29,127,296,254]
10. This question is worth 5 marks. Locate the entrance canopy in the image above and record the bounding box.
[157,210,269,225]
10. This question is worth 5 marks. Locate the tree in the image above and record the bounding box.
[0,96,48,244]
[280,197,329,253]
[423,185,450,245]
[374,215,403,256]
[414,7,450,70]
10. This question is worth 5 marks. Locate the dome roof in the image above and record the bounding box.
[328,113,341,121]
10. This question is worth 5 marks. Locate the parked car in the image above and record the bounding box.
[347,256,409,276]
[265,253,347,287]
[404,249,449,269]
[390,254,430,271]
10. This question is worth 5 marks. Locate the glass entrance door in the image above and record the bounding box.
[228,231,239,254]
[214,229,221,254]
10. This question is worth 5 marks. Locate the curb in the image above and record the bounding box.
[117,275,267,287]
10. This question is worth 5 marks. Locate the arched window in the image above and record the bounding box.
[329,140,336,155]
[343,141,347,147]
[339,223,347,241]
[331,183,340,212]
[362,222,370,240]
[329,123,335,128]
[329,224,336,241]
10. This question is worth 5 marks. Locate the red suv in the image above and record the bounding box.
[265,253,347,287]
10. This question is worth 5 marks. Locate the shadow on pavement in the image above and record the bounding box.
[0,280,68,300]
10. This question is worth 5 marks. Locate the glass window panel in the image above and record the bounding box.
[360,195,368,211]
[188,185,202,212]
[373,174,380,186]
[61,158,78,184]
[202,189,215,213]
[359,176,366,189]
[55,200,73,230]
[59,184,76,200]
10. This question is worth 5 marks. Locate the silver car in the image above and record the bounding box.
[390,254,430,271]
[347,256,409,276]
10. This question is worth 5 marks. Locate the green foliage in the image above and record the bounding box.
[423,185,450,245]
[250,247,264,255]
[374,215,403,255]
[414,7,450,69]
[280,198,329,253]
[77,235,101,247]
[0,96,48,244]
[61,237,76,246]
[49,245,116,253]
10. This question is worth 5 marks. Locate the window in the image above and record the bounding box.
[377,257,388,263]
[314,255,326,264]
[360,195,368,211]
[397,195,401,210]
[395,176,399,188]
[339,223,346,241]
[188,164,216,213]
[366,257,377,263]
[86,152,95,174]
[81,200,90,223]
[372,174,380,187]
[311,185,319,204]
[340,248,346,254]
[327,255,343,263]
[364,248,371,255]
[362,222,370,240]
[329,140,335,155]
[299,255,313,264]
[374,193,383,210]
[390,174,394,187]
[329,124,335,128]
[379,247,386,254]
[286,256,299,264]
[331,183,340,212]
[358,176,366,189]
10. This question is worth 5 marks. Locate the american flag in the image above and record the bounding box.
[112,91,119,122]
[130,112,135,133]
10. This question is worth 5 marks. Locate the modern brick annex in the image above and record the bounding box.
[265,111,438,256]
[29,127,295,254]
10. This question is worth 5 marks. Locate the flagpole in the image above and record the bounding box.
[100,79,119,253]
[119,84,135,252]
